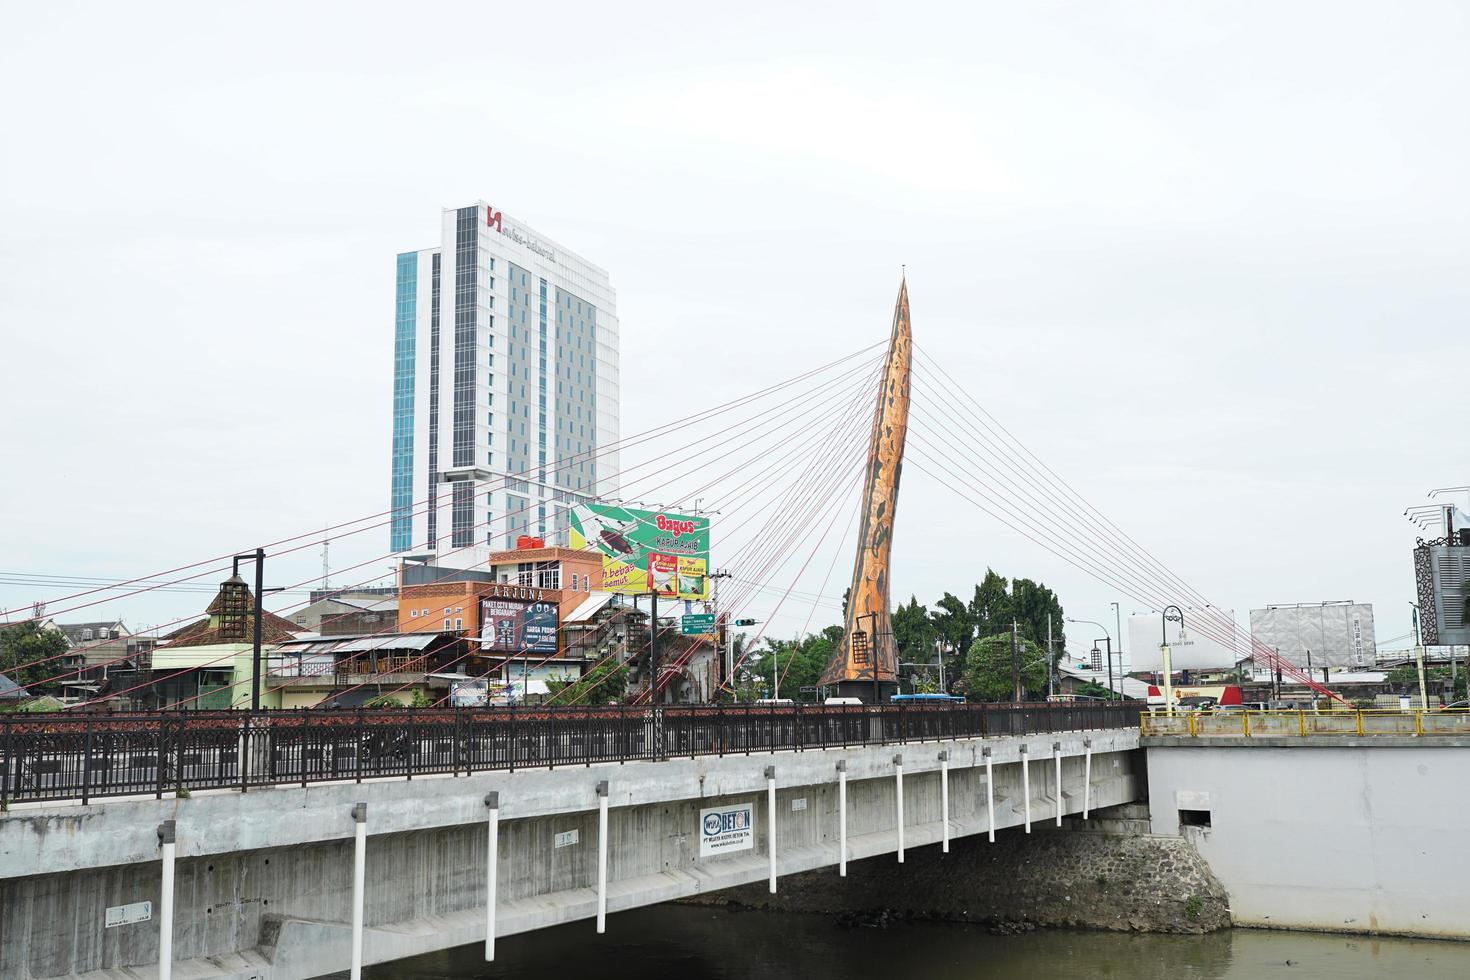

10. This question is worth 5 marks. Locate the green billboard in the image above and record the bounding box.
[568,503,711,599]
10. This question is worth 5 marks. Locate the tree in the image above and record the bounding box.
[891,596,935,664]
[968,570,1011,637]
[1008,577,1065,652]
[759,635,834,699]
[550,658,629,704]
[0,623,70,692]
[961,632,1048,702]
[929,593,974,662]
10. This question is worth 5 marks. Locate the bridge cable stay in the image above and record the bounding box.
[775,494,864,694]
[905,347,1343,701]
[697,438,878,696]
[906,359,1336,697]
[103,357,882,708]
[17,348,883,691]
[560,376,880,705]
[558,373,881,704]
[307,376,880,710]
[640,459,870,704]
[113,361,882,712]
[2,342,887,627]
[646,372,884,700]
[37,351,885,695]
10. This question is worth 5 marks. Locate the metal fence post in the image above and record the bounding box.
[241,714,251,793]
[173,715,185,795]
[82,718,94,806]
[155,717,167,801]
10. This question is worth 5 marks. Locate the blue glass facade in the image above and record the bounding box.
[390,252,417,552]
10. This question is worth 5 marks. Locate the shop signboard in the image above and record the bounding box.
[479,598,559,654]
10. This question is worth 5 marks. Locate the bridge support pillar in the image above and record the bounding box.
[596,781,609,933]
[485,792,499,961]
[157,820,175,980]
[1083,738,1093,819]
[894,754,905,863]
[1054,742,1063,827]
[939,750,950,853]
[764,766,777,893]
[836,760,848,876]
[984,746,995,843]
[351,802,367,980]
[1021,744,1031,833]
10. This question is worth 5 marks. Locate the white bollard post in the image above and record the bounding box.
[1021,744,1031,834]
[765,765,777,893]
[1054,741,1063,828]
[596,780,609,933]
[837,760,848,877]
[939,750,950,854]
[984,746,995,843]
[157,820,176,980]
[351,803,367,980]
[1083,738,1093,820]
[893,754,905,863]
[485,793,499,961]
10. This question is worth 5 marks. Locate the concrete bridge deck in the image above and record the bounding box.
[1,724,1142,979]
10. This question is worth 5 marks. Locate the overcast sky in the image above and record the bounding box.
[2,2,1465,662]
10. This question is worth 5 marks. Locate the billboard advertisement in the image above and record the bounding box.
[1248,603,1377,669]
[1128,609,1246,671]
[479,597,559,654]
[568,503,710,599]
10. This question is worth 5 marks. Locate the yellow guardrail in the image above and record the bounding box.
[1140,708,1470,737]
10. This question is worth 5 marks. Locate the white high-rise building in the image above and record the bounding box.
[391,201,620,565]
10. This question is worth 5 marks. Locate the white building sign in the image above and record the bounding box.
[104,901,152,928]
[699,802,755,858]
[554,829,579,848]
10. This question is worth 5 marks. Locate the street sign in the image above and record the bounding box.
[681,613,716,636]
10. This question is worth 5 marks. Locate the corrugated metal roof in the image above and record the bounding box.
[564,592,615,624]
[276,633,439,654]
[335,633,437,653]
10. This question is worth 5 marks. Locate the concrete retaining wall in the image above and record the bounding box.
[0,730,1140,979]
[1145,736,1470,939]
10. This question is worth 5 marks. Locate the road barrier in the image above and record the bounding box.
[1140,708,1470,738]
[0,700,1141,805]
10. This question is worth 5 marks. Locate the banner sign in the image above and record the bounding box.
[681,613,716,636]
[569,503,710,599]
[479,598,559,654]
[699,802,754,858]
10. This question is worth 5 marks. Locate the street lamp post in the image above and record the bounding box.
[1161,605,1186,717]
[1066,618,1114,700]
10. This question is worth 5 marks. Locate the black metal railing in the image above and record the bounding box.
[0,700,1140,804]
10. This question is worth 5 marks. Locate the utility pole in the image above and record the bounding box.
[710,569,731,688]
[1111,602,1123,677]
[649,591,659,705]
[251,549,264,711]
[1046,613,1054,699]
[1010,620,1023,703]
[232,549,268,712]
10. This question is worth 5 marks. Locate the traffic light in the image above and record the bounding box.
[734,618,758,627]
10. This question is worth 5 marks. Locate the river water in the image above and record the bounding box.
[363,905,1470,979]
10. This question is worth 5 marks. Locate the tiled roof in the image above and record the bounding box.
[161,578,303,648]
[161,610,302,647]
